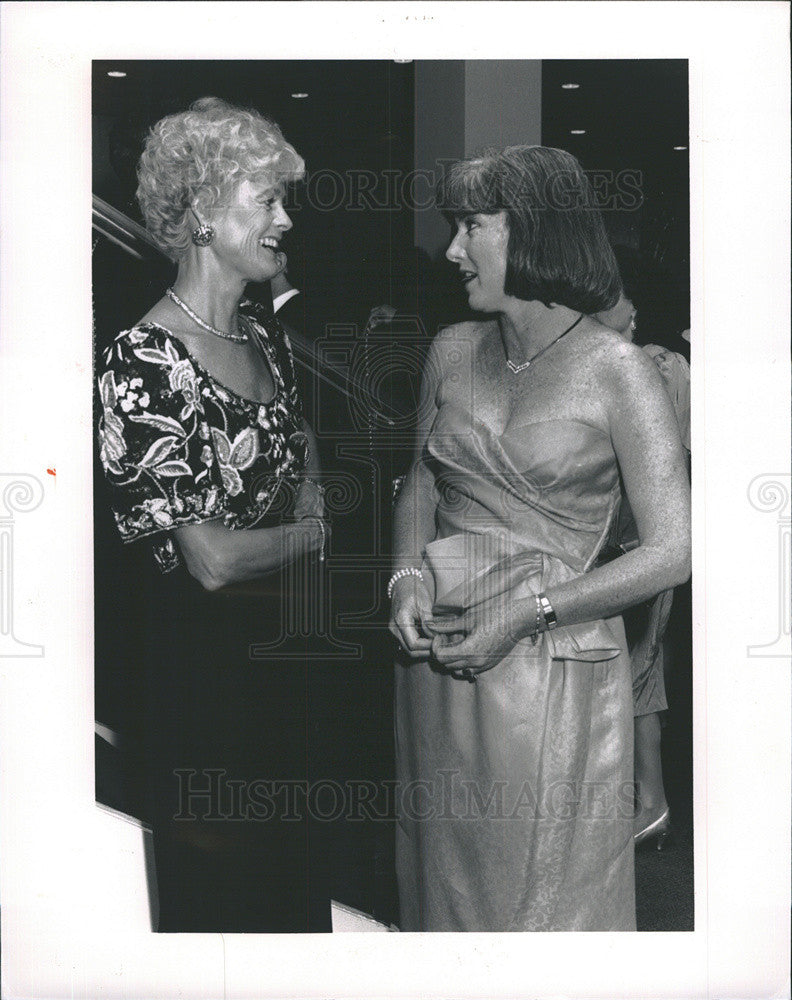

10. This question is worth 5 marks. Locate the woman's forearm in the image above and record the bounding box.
[512,538,691,640]
[293,421,324,518]
[175,517,321,591]
[301,420,321,480]
[392,461,438,570]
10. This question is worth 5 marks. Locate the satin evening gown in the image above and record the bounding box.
[395,402,636,931]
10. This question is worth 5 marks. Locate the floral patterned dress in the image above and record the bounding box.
[96,301,327,933]
[98,299,308,574]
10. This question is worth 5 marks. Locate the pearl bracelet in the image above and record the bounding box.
[387,567,423,599]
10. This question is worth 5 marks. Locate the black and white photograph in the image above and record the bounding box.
[1,2,789,998]
[92,56,692,936]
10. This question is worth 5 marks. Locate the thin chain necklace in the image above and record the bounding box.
[166,287,249,343]
[506,313,584,373]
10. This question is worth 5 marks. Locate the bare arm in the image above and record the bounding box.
[392,456,439,572]
[271,285,323,519]
[389,332,447,653]
[530,340,691,628]
[293,419,325,521]
[174,515,322,592]
[393,332,449,567]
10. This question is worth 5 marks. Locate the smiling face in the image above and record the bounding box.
[206,178,292,283]
[445,210,510,313]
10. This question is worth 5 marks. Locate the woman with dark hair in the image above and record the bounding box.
[389,147,690,931]
[97,98,329,931]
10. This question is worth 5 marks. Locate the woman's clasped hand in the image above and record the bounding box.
[388,572,434,659]
[428,596,527,676]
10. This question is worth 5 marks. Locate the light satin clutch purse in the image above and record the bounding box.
[423,532,622,663]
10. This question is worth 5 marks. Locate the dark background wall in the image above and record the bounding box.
[543,59,690,338]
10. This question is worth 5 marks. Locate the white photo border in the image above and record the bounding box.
[0,2,789,998]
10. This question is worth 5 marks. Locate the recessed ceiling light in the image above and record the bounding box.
[673,145,688,151]
[107,71,127,78]
[291,92,309,99]
[570,129,586,135]
[394,59,412,64]
[561,83,580,90]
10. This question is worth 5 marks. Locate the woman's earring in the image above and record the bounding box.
[190,209,214,247]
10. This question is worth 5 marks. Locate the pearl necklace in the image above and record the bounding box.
[166,287,249,343]
[506,313,584,373]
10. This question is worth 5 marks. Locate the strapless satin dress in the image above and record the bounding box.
[395,402,636,931]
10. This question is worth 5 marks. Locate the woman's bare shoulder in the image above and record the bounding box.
[426,322,495,380]
[435,319,495,343]
[576,320,657,378]
[570,327,675,441]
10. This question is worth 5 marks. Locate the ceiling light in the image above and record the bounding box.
[394,59,412,64]
[561,83,580,90]
[570,129,586,135]
[107,71,127,78]
[673,145,688,151]
[291,92,309,99]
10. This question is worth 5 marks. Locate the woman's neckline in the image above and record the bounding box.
[495,415,610,438]
[435,400,611,440]
[131,316,283,409]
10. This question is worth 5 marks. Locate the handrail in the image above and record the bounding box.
[92,194,165,262]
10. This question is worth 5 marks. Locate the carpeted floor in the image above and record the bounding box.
[635,727,694,931]
[635,581,694,931]
[635,806,694,932]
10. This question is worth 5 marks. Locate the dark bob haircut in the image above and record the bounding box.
[436,145,621,314]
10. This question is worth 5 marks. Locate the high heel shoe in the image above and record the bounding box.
[634,806,672,851]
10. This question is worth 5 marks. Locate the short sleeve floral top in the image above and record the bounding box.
[97,300,308,573]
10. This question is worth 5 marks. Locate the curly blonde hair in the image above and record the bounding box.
[136,96,305,260]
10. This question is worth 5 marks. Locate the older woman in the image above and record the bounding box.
[97,98,327,932]
[389,146,690,931]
